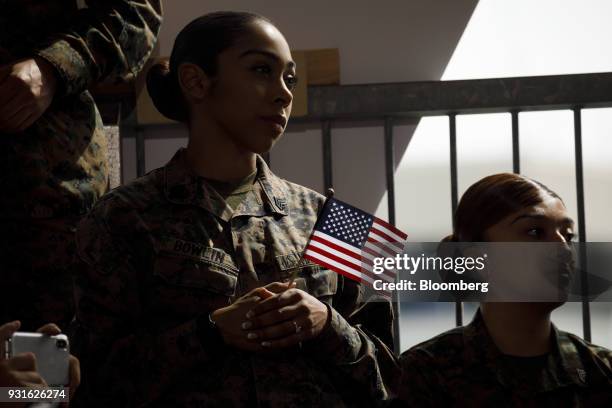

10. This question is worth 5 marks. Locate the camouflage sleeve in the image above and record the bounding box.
[393,349,443,408]
[305,277,400,402]
[73,209,223,407]
[591,344,612,371]
[34,0,162,96]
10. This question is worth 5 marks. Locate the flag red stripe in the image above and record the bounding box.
[372,269,397,282]
[358,255,397,282]
[365,268,395,284]
[370,227,404,251]
[361,245,380,258]
[366,237,398,257]
[355,260,396,283]
[310,237,397,282]
[373,217,408,239]
[304,254,363,283]
[304,254,392,297]
[305,248,395,284]
[310,235,361,262]
[307,245,363,272]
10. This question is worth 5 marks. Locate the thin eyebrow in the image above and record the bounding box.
[511,214,575,226]
[239,49,296,69]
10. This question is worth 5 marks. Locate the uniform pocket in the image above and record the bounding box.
[275,252,338,298]
[152,255,238,297]
[152,237,239,297]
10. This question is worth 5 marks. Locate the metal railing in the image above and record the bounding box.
[122,71,612,347]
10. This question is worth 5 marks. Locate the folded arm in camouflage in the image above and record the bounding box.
[301,276,398,401]
[34,0,163,97]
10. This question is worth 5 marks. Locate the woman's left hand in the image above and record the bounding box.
[241,288,329,349]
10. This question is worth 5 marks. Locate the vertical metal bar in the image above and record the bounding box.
[449,114,463,326]
[136,126,146,177]
[384,117,396,226]
[449,115,459,217]
[511,111,521,174]
[574,107,591,342]
[384,117,401,354]
[322,120,333,191]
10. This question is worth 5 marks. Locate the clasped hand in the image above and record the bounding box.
[211,281,329,352]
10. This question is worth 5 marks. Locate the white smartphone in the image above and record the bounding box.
[5,332,70,386]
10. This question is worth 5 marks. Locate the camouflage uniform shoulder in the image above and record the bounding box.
[395,326,467,407]
[86,168,164,221]
[256,155,325,215]
[75,168,164,275]
[278,178,326,210]
[398,325,469,390]
[562,330,612,371]
[401,325,466,363]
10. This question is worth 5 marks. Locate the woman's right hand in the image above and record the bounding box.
[211,281,295,351]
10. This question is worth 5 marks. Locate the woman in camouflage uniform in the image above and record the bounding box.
[72,11,396,407]
[394,173,612,407]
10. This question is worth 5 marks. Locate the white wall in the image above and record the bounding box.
[121,0,612,350]
[122,0,479,210]
[391,0,612,350]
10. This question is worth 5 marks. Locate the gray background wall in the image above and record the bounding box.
[121,0,612,350]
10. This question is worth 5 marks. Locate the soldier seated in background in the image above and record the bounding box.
[393,173,612,407]
[72,11,397,407]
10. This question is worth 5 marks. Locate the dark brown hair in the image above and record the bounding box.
[446,173,562,242]
[146,11,272,122]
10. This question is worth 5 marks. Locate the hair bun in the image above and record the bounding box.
[441,234,458,243]
[145,60,187,122]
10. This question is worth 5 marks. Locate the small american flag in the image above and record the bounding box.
[303,197,407,297]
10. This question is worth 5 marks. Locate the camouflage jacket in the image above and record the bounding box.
[0,0,162,219]
[394,310,612,407]
[73,149,394,407]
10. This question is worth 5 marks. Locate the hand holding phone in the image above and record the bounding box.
[1,320,80,407]
[1,321,48,390]
[5,331,69,387]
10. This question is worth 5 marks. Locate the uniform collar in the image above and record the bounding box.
[163,148,289,222]
[463,309,591,392]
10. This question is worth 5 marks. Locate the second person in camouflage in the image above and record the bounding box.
[393,174,612,407]
[0,0,163,331]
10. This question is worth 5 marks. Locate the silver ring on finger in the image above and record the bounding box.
[293,320,302,334]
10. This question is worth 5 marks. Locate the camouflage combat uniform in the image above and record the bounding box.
[73,149,396,407]
[393,309,612,407]
[0,0,162,330]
